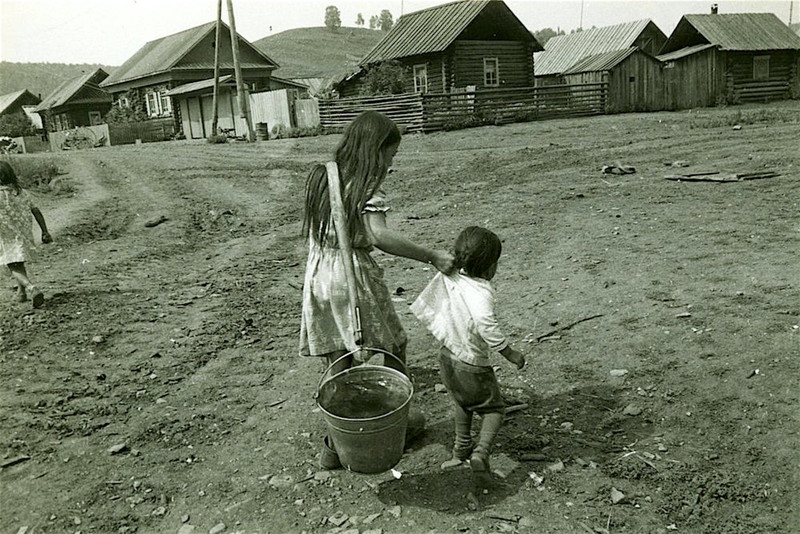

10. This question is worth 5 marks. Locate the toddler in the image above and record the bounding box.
[411,226,525,485]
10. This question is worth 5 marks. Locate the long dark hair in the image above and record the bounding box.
[303,111,401,245]
[0,161,21,194]
[454,226,502,278]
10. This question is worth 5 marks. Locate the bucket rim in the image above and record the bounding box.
[316,385,413,424]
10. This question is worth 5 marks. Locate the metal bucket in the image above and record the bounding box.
[316,349,413,474]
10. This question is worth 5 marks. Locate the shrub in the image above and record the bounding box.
[0,112,37,137]
[206,134,228,144]
[359,61,408,96]
[5,154,71,194]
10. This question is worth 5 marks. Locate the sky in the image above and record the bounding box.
[0,0,796,65]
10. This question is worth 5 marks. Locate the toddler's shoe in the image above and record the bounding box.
[441,442,475,470]
[469,450,493,487]
[319,436,341,470]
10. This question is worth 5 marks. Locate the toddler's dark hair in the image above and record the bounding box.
[454,226,502,278]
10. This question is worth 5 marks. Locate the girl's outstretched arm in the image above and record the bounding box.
[31,207,52,243]
[364,212,454,274]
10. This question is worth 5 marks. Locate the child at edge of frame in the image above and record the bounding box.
[0,161,52,308]
[411,225,526,486]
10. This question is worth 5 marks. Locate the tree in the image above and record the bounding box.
[0,112,36,137]
[533,27,564,47]
[369,15,379,29]
[324,5,341,32]
[356,13,364,26]
[379,10,393,31]
[360,61,407,96]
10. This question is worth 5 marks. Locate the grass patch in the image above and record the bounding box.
[4,154,73,195]
[688,108,800,129]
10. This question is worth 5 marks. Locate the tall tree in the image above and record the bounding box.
[379,9,393,31]
[369,15,378,29]
[325,5,342,32]
[533,27,564,47]
[356,13,364,26]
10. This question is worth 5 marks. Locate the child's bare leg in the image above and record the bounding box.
[318,350,349,470]
[7,262,42,306]
[7,262,31,289]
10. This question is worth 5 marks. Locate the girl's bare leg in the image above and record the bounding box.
[7,262,43,308]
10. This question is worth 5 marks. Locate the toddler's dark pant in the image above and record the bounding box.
[439,347,505,457]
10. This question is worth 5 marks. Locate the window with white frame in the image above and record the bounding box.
[118,96,129,108]
[753,55,769,81]
[160,90,172,114]
[88,111,102,125]
[413,64,428,93]
[483,58,499,87]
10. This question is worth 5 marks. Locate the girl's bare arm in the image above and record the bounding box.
[364,212,454,274]
[31,207,52,243]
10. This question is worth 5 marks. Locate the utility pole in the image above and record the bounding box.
[579,0,585,30]
[226,0,255,142]
[211,0,222,137]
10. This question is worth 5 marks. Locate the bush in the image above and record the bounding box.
[206,134,228,144]
[359,61,408,96]
[270,124,324,139]
[5,155,71,194]
[0,112,37,137]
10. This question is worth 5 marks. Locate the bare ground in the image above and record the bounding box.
[1,101,799,534]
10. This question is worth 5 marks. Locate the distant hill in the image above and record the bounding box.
[0,62,117,101]
[254,26,383,80]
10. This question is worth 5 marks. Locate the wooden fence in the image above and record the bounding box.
[107,118,175,145]
[319,93,425,132]
[319,83,608,133]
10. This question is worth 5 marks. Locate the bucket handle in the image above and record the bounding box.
[315,347,407,400]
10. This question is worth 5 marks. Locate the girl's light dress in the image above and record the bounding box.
[0,186,36,265]
[299,192,406,357]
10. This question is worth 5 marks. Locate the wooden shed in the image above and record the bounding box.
[658,13,800,109]
[534,19,667,86]
[561,47,665,112]
[166,75,246,139]
[337,0,541,97]
[34,69,112,132]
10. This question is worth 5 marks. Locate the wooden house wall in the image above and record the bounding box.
[398,54,447,93]
[449,41,533,89]
[662,47,724,110]
[607,53,664,112]
[726,50,799,102]
[176,86,241,139]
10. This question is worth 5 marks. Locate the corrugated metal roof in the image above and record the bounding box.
[102,21,278,87]
[0,89,40,115]
[166,75,234,97]
[360,0,536,65]
[35,69,110,112]
[562,47,638,74]
[661,13,800,54]
[534,19,654,76]
[656,43,715,62]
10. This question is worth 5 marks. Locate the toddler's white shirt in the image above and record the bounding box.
[411,272,508,367]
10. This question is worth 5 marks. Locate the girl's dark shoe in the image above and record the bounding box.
[30,287,44,309]
[405,407,425,444]
[319,436,341,470]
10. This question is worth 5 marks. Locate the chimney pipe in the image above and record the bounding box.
[711,4,718,14]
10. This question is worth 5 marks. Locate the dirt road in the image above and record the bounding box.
[2,102,799,533]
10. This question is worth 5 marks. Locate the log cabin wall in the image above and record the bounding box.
[726,50,798,102]
[450,41,533,89]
